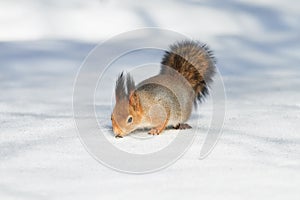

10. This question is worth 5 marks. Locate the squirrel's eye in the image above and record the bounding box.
[127,116,133,124]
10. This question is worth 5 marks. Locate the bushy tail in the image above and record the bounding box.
[160,40,216,103]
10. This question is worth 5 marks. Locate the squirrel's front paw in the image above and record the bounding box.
[148,128,161,135]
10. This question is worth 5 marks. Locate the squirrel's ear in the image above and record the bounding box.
[115,72,126,103]
[126,73,135,96]
[129,91,140,111]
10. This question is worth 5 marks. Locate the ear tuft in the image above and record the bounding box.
[115,72,126,102]
[126,73,135,97]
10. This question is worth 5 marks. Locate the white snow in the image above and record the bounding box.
[1,0,300,199]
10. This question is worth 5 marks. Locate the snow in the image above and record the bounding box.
[1,0,300,199]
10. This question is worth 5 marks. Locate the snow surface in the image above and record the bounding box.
[1,0,300,199]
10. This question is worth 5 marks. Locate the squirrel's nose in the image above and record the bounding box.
[113,127,124,138]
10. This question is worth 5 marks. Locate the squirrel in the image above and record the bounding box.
[111,40,216,138]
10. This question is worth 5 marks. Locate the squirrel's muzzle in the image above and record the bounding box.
[111,116,125,137]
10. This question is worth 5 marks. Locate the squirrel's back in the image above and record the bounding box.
[160,40,216,103]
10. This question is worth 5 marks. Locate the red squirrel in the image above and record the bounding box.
[111,40,216,137]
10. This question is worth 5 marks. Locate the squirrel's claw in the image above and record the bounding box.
[148,128,161,135]
[174,123,192,130]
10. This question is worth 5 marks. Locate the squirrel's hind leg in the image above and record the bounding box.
[174,123,192,130]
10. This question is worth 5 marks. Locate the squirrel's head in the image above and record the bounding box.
[111,73,142,137]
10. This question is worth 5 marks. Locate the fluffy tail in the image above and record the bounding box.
[160,40,216,103]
